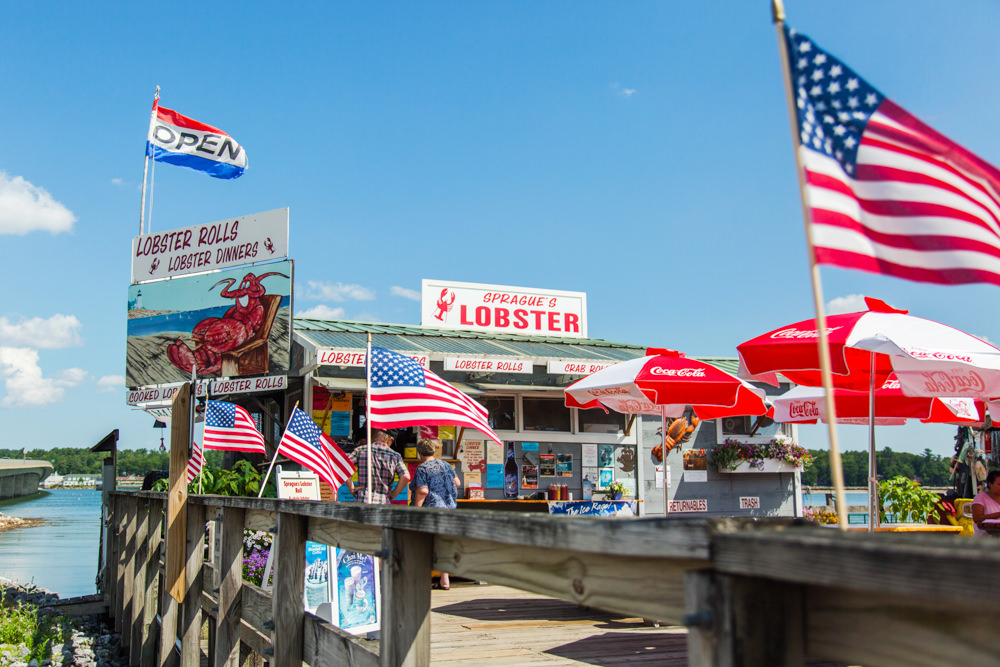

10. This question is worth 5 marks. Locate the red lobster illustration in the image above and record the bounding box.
[434,288,456,321]
[167,271,287,375]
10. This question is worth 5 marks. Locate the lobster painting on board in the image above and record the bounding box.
[126,260,293,387]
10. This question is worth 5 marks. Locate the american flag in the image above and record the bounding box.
[277,407,355,490]
[367,346,502,444]
[186,440,204,484]
[785,25,1000,287]
[203,400,268,454]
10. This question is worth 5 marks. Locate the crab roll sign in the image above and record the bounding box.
[421,279,587,338]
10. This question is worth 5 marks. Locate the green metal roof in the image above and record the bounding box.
[293,318,739,372]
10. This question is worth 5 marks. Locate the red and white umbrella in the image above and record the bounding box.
[565,348,770,420]
[565,348,771,516]
[737,297,1000,398]
[773,375,984,426]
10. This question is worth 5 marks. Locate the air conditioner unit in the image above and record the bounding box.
[721,416,751,435]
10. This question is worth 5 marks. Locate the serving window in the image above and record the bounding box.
[578,407,626,434]
[522,396,571,432]
[483,395,517,431]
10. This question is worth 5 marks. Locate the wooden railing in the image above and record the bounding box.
[106,490,1000,667]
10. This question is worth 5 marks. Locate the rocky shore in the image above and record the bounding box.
[0,513,42,533]
[0,579,127,667]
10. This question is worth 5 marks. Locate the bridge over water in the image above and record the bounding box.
[0,459,53,499]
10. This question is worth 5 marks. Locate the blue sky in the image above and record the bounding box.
[2,2,999,458]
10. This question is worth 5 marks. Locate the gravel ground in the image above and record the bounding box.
[0,578,127,667]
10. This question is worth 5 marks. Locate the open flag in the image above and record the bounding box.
[784,25,1000,287]
[203,400,268,454]
[186,440,204,484]
[367,346,502,444]
[277,407,355,490]
[146,101,247,179]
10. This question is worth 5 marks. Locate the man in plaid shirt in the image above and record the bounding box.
[347,430,411,504]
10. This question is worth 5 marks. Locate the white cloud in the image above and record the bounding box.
[0,314,83,349]
[302,281,376,302]
[296,304,346,320]
[111,178,124,186]
[0,171,76,235]
[610,83,637,97]
[826,294,867,315]
[0,347,86,407]
[97,375,124,393]
[390,286,420,301]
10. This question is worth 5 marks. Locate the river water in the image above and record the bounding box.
[0,489,102,597]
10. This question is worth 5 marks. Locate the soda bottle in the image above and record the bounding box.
[503,442,518,499]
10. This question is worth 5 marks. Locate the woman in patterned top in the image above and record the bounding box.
[411,438,460,588]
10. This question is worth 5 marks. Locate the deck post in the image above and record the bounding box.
[129,499,149,666]
[684,570,805,667]
[114,495,128,631]
[181,503,206,666]
[216,507,246,667]
[142,498,163,666]
[121,498,137,652]
[271,511,307,667]
[380,528,433,667]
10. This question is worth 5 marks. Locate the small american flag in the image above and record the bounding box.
[186,440,204,484]
[277,407,354,489]
[203,400,268,454]
[785,25,1000,287]
[368,346,502,444]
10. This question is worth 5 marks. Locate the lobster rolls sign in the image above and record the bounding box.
[421,279,587,338]
[126,260,293,386]
[131,208,288,283]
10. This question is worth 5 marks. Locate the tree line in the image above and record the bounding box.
[801,448,953,487]
[0,447,223,476]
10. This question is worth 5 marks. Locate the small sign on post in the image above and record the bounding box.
[165,383,191,602]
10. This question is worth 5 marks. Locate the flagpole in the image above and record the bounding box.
[259,401,298,498]
[773,0,848,529]
[365,334,373,504]
[139,86,159,236]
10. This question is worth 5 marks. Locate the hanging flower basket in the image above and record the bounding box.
[711,436,813,473]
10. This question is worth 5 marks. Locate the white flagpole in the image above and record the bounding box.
[365,334,373,504]
[259,402,299,498]
[773,0,848,529]
[139,86,159,236]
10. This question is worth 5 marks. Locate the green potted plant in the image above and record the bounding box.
[606,480,628,500]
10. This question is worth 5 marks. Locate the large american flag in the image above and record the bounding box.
[186,440,204,484]
[368,346,502,444]
[277,407,354,490]
[203,400,268,454]
[785,25,1000,287]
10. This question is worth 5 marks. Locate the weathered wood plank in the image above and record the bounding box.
[381,528,433,667]
[308,516,383,555]
[165,383,191,603]
[805,585,997,667]
[142,499,163,666]
[241,581,272,638]
[181,503,205,666]
[434,534,703,625]
[121,498,137,651]
[712,528,1000,604]
[302,612,380,667]
[129,500,149,666]
[246,509,276,533]
[217,507,246,667]
[114,495,127,630]
[684,571,804,667]
[272,511,306,666]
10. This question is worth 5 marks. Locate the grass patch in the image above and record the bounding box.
[0,589,72,662]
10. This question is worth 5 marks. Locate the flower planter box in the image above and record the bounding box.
[719,459,803,474]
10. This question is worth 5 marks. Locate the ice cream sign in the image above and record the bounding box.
[421,279,587,338]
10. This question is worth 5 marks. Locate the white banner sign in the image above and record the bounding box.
[316,349,429,368]
[547,360,616,375]
[131,208,289,283]
[444,356,533,374]
[421,279,587,338]
[739,496,761,510]
[668,499,708,513]
[128,375,287,406]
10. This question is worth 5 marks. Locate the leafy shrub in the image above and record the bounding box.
[878,476,940,523]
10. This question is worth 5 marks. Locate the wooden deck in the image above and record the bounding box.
[429,582,687,666]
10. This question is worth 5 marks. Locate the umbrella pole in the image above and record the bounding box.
[868,354,878,532]
[662,405,669,517]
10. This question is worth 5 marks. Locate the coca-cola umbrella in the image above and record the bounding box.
[738,297,1000,528]
[565,348,771,514]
